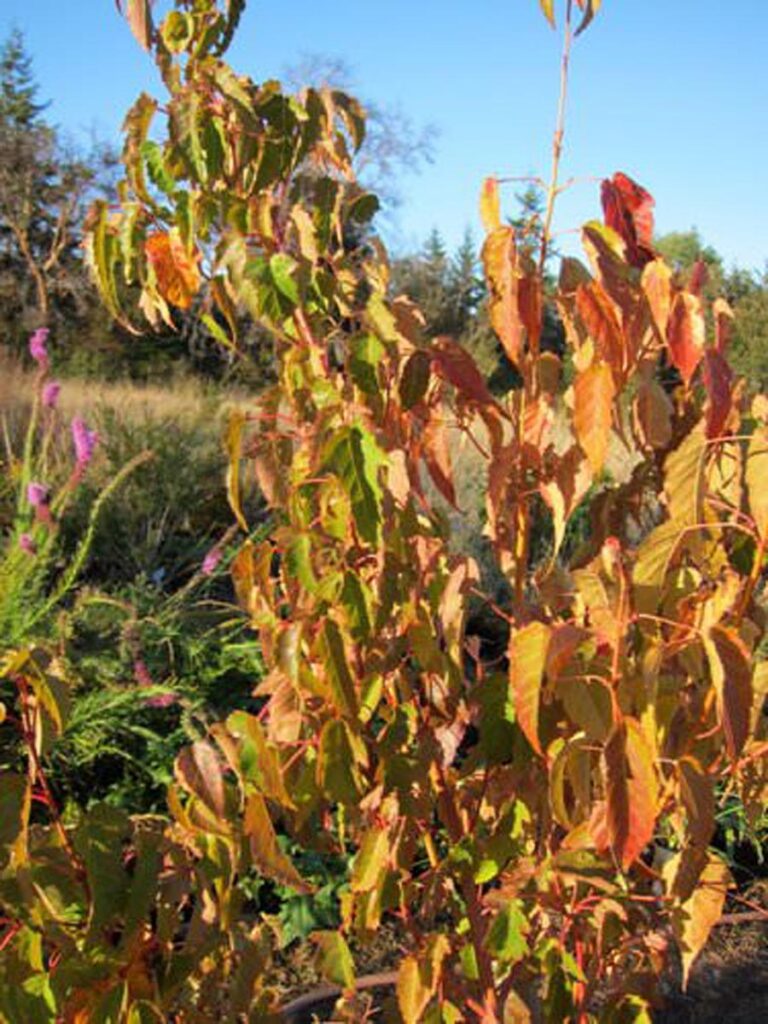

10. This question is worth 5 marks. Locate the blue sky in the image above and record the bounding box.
[2,1,767,270]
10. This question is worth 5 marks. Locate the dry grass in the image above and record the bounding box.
[0,352,251,449]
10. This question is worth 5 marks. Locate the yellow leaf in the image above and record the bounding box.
[574,360,615,473]
[538,0,556,27]
[244,793,312,893]
[509,621,551,756]
[672,853,730,988]
[746,425,768,540]
[480,176,501,232]
[397,934,450,1024]
[225,408,249,532]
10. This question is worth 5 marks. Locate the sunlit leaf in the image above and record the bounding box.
[574,360,615,473]
[244,793,311,893]
[145,230,201,310]
[670,853,730,988]
[175,740,226,818]
[313,930,355,988]
[397,934,450,1024]
[509,621,551,756]
[480,176,501,232]
[667,292,705,386]
[746,425,768,540]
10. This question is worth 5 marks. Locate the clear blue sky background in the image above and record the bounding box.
[2,1,767,270]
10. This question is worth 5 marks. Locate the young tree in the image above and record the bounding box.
[0,30,108,342]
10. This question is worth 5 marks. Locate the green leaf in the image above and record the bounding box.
[351,827,390,892]
[487,900,529,963]
[226,711,295,807]
[339,571,372,641]
[0,773,29,868]
[74,805,131,933]
[161,10,193,52]
[399,349,432,410]
[349,333,385,395]
[269,253,300,306]
[317,718,365,805]
[141,140,176,196]
[321,620,359,718]
[285,532,318,592]
[323,425,386,544]
[313,930,355,988]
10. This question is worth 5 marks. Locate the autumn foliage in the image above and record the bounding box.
[1,1,766,1022]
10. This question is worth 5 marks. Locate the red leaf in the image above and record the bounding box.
[430,336,496,407]
[667,292,705,386]
[600,172,655,269]
[702,349,733,440]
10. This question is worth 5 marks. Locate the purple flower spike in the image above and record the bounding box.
[71,417,98,470]
[19,533,37,555]
[29,328,50,365]
[27,482,49,508]
[201,546,222,576]
[133,659,153,687]
[42,381,61,409]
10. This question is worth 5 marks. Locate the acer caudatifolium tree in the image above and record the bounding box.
[0,0,765,1020]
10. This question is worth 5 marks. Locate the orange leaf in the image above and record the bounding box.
[482,227,523,367]
[244,793,312,893]
[480,176,501,233]
[509,621,551,757]
[573,361,615,473]
[575,280,623,369]
[704,624,753,759]
[145,230,201,309]
[603,718,657,870]
[641,258,673,337]
[667,292,705,386]
[422,415,456,508]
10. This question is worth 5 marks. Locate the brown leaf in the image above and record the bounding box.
[574,361,616,473]
[678,757,715,853]
[667,292,705,386]
[704,624,753,759]
[634,375,673,450]
[175,740,226,819]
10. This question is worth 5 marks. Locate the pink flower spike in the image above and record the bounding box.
[29,328,50,365]
[201,546,222,576]
[19,533,37,555]
[27,482,49,508]
[71,417,98,470]
[144,692,178,709]
[42,381,61,408]
[133,659,153,687]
